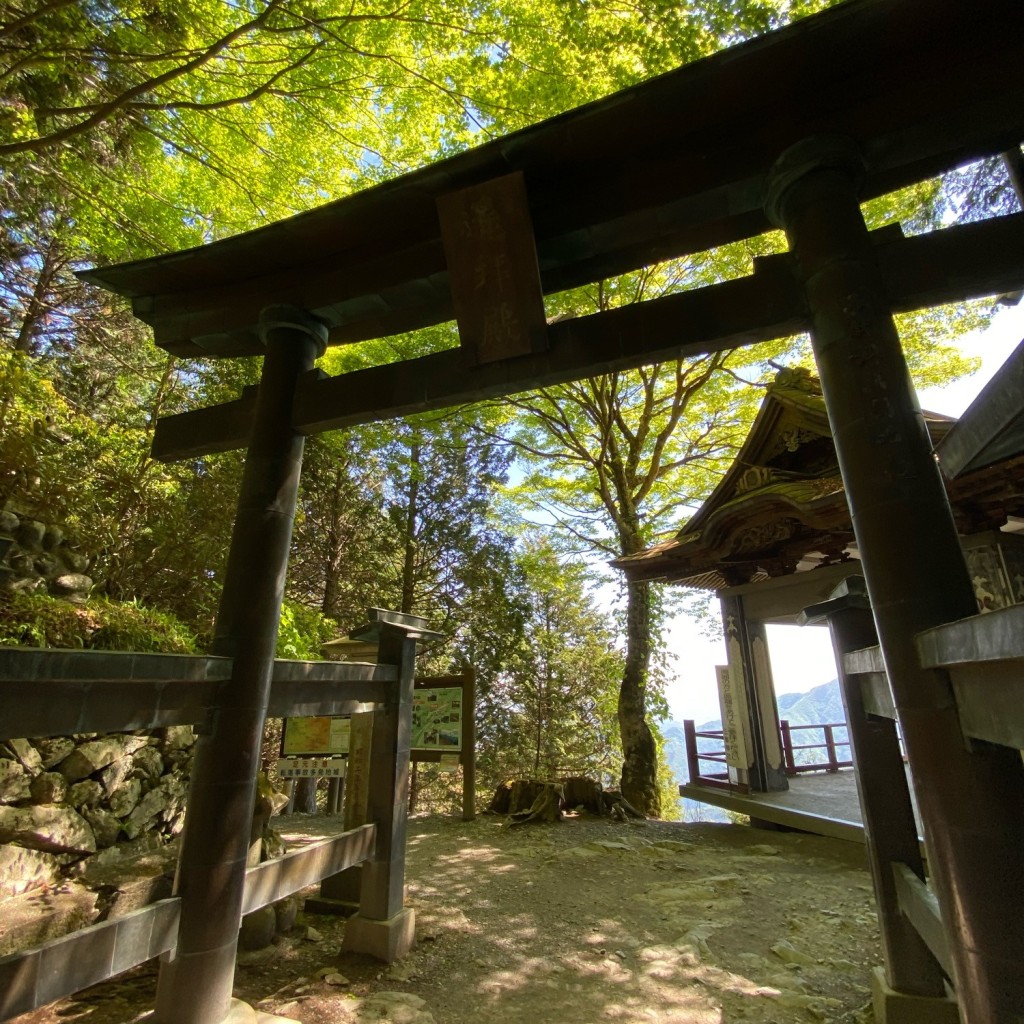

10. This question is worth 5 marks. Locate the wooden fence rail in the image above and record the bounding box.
[779,720,853,775]
[0,825,380,1022]
[683,718,853,787]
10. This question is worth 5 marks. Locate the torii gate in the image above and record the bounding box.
[75,0,1024,1021]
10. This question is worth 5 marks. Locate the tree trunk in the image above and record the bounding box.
[618,578,659,817]
[400,439,420,617]
[293,775,318,813]
[13,235,62,355]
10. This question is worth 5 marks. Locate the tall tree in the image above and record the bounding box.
[513,537,622,782]
[288,426,393,628]
[502,358,752,812]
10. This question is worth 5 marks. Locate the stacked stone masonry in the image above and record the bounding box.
[0,726,196,903]
[0,507,93,601]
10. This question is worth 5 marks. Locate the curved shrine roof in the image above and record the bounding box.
[612,368,1024,591]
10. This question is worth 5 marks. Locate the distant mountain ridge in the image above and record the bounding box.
[662,679,846,820]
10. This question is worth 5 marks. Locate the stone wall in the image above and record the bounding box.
[0,727,196,898]
[1,508,201,901]
[0,508,93,601]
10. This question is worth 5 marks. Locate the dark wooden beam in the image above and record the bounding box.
[79,0,1024,356]
[802,579,945,997]
[296,252,806,438]
[241,824,376,915]
[0,899,181,1021]
[935,339,1024,479]
[0,648,396,739]
[916,602,1024,668]
[150,250,801,459]
[152,213,1024,462]
[892,864,954,981]
[917,604,1024,750]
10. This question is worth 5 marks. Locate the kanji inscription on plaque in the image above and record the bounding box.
[437,171,548,365]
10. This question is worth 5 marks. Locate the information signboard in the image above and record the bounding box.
[281,686,462,760]
[411,686,463,751]
[281,716,351,756]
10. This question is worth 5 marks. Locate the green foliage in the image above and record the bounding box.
[472,536,623,794]
[0,590,196,652]
[0,349,78,508]
[275,600,337,661]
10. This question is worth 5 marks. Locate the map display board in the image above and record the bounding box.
[281,716,351,756]
[280,686,465,758]
[412,687,463,751]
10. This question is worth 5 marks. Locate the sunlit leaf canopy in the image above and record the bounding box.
[1,0,823,263]
[72,0,1024,368]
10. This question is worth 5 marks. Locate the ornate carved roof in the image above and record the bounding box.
[612,368,1010,590]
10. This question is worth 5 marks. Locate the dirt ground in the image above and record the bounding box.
[17,812,883,1024]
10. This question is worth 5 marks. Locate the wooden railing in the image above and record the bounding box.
[0,825,378,1021]
[0,637,416,1023]
[682,720,731,789]
[779,720,853,775]
[682,717,854,788]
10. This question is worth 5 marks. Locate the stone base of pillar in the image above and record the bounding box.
[870,967,960,1024]
[342,908,416,963]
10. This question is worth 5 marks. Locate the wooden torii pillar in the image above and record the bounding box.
[154,306,327,1024]
[766,137,1024,1024]
[148,305,423,1023]
[800,577,956,1022]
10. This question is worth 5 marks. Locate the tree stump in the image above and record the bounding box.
[485,781,514,815]
[486,778,642,823]
[562,776,604,814]
[509,782,563,826]
[509,780,549,815]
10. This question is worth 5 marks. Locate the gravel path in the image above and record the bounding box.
[17,813,882,1024]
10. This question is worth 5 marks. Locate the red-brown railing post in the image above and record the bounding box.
[824,725,839,772]
[683,720,702,784]
[780,719,796,774]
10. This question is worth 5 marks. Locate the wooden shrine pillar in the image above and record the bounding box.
[720,595,787,792]
[766,137,1024,1023]
[341,618,422,961]
[154,306,327,1024]
[800,577,955,1019]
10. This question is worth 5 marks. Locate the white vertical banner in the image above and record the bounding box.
[717,663,753,768]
